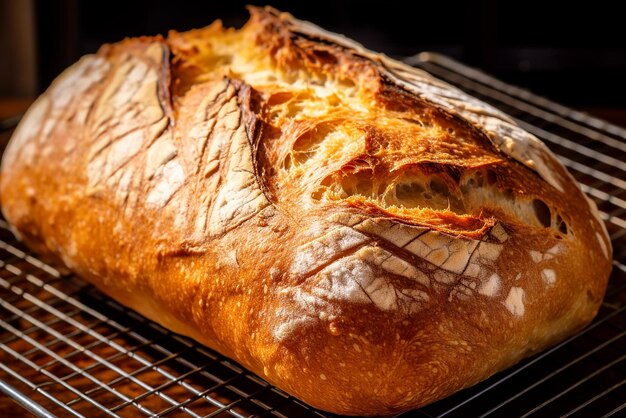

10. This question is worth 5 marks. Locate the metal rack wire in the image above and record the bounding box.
[1,53,625,417]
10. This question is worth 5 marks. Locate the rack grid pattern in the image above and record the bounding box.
[1,53,625,417]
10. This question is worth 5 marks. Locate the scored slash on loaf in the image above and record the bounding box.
[0,6,612,416]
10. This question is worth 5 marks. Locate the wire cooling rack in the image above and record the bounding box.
[1,53,625,417]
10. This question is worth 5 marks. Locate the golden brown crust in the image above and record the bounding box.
[0,7,612,415]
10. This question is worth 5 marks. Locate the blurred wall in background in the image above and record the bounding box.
[0,0,37,98]
[2,0,625,109]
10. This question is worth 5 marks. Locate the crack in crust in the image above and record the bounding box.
[281,9,572,196]
[278,215,514,337]
[75,40,271,242]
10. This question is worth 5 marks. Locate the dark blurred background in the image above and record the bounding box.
[1,0,625,125]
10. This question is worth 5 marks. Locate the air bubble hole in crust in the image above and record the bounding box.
[429,178,449,197]
[532,199,551,228]
[556,214,569,235]
[267,92,294,106]
[324,169,470,212]
[355,179,373,196]
[311,49,338,65]
[313,167,569,232]
[377,181,389,196]
[289,124,337,166]
[282,154,292,170]
[396,182,425,200]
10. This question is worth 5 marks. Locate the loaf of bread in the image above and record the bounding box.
[0,7,612,415]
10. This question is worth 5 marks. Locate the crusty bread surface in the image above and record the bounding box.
[0,7,612,415]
